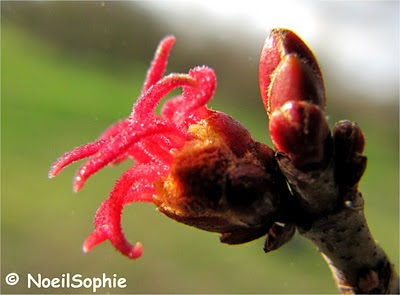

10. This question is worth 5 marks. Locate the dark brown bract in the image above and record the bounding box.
[154,111,289,244]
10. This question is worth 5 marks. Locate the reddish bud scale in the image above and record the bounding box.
[268,54,324,114]
[259,28,325,115]
[269,101,330,167]
[205,111,254,157]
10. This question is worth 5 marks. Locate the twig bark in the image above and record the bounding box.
[276,151,399,294]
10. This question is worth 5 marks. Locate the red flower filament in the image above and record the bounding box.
[49,36,217,259]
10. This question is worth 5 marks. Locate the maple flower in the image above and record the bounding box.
[49,36,290,259]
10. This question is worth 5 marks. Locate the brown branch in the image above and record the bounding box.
[276,150,399,294]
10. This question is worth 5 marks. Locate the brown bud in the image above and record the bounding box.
[333,120,367,189]
[264,222,296,253]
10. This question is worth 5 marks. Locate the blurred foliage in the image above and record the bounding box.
[1,2,398,294]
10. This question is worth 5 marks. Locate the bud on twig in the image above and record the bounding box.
[260,28,398,294]
[269,101,330,167]
[259,28,325,115]
[260,28,329,168]
[333,120,367,190]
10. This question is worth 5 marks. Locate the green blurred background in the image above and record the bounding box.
[1,1,398,294]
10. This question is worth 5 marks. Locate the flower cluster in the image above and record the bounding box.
[49,34,290,259]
